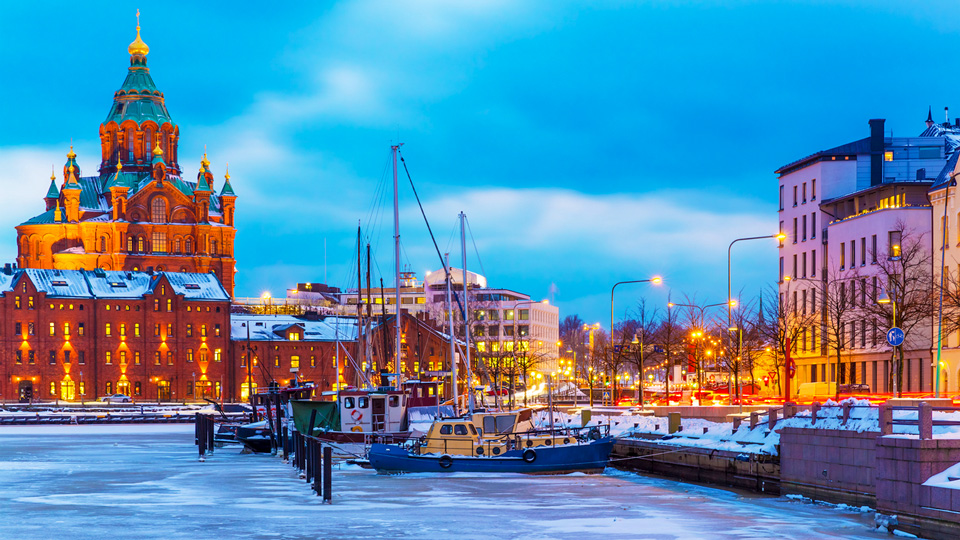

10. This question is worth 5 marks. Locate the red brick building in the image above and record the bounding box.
[15,21,238,295]
[0,267,231,402]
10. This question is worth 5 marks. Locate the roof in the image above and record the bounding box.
[775,137,869,176]
[103,59,173,126]
[0,269,229,301]
[231,314,361,342]
[45,179,59,199]
[220,179,235,197]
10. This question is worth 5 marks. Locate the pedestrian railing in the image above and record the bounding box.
[879,403,960,439]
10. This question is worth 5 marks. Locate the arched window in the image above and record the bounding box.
[174,238,181,254]
[185,237,193,254]
[100,237,106,252]
[127,236,133,252]
[137,236,144,252]
[211,240,218,256]
[127,130,135,161]
[144,128,153,155]
[151,198,166,223]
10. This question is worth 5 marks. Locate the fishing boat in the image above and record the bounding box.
[367,418,613,474]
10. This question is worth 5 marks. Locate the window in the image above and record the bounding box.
[811,250,817,277]
[64,350,71,364]
[134,351,141,365]
[850,240,856,269]
[186,237,193,254]
[137,236,144,252]
[15,350,22,365]
[127,236,133,252]
[201,325,207,337]
[779,257,784,281]
[310,356,316,367]
[802,252,807,278]
[440,425,452,435]
[105,351,112,365]
[186,349,194,362]
[49,322,55,336]
[872,235,878,263]
[840,243,846,269]
[167,299,172,312]
[779,221,784,244]
[28,351,34,365]
[454,424,467,435]
[792,254,797,277]
[210,240,218,256]
[884,151,894,161]
[28,322,34,335]
[861,237,867,265]
[14,296,20,309]
[14,322,21,335]
[174,238,181,254]
[811,179,816,200]
[120,323,126,338]
[274,355,280,367]
[119,351,127,365]
[793,218,798,243]
[154,298,160,311]
[214,349,222,362]
[215,324,221,337]
[105,323,112,337]
[802,182,807,203]
[779,185,784,210]
[151,197,166,223]
[811,213,816,238]
[134,323,140,337]
[152,232,167,254]
[155,323,161,337]
[106,381,113,395]
[793,185,798,206]
[186,324,193,337]
[154,351,161,365]
[167,324,173,337]
[134,381,142,397]
[290,355,299,368]
[919,146,941,159]
[167,351,173,365]
[63,322,70,336]
[78,351,85,365]
[519,309,529,321]
[49,351,56,365]
[889,230,902,258]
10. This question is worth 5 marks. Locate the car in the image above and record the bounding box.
[100,394,131,403]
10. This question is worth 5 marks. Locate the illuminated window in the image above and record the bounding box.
[186,324,193,337]
[134,323,140,337]
[167,323,173,337]
[105,381,113,394]
[127,236,133,252]
[186,348,194,362]
[889,230,902,258]
[200,325,207,337]
[105,351,112,365]
[884,151,894,161]
[310,356,316,367]
[49,322,55,336]
[167,351,174,365]
[215,324,221,337]
[152,232,167,254]
[15,351,22,365]
[167,299,172,312]
[50,381,56,395]
[214,349,222,362]
[134,351,141,365]
[105,323,112,337]
[119,351,127,365]
[120,324,126,338]
[137,236,144,252]
[14,296,20,309]
[154,351,161,365]
[290,355,299,368]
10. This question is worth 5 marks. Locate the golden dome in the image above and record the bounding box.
[128,11,149,56]
[153,141,163,156]
[224,163,230,181]
[50,166,56,182]
[66,145,76,159]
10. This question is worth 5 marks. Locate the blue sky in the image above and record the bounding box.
[2,1,959,328]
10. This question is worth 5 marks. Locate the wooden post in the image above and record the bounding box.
[879,403,892,436]
[313,441,322,496]
[197,414,206,458]
[767,408,778,430]
[811,402,820,425]
[263,398,276,453]
[282,425,289,460]
[323,445,332,503]
[305,438,313,483]
[841,402,852,425]
[207,416,214,453]
[749,412,758,429]
[194,412,200,446]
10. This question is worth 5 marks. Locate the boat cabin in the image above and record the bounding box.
[423,419,480,455]
[403,380,441,408]
[339,389,406,433]
[471,408,534,437]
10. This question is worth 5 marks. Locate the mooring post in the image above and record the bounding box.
[197,414,206,458]
[811,402,820,425]
[281,425,289,461]
[313,441,322,496]
[207,416,215,453]
[305,438,313,483]
[194,412,200,446]
[323,445,332,503]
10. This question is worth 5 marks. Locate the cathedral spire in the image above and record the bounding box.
[63,145,80,179]
[128,9,149,56]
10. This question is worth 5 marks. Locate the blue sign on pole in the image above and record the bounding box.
[654,345,665,353]
[886,327,905,347]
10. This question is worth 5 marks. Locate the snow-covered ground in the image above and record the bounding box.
[0,425,887,539]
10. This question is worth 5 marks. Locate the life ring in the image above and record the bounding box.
[476,446,484,455]
[522,449,537,463]
[588,427,601,441]
[350,410,363,422]
[438,455,453,469]
[351,425,363,432]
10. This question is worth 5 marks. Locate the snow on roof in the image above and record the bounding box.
[231,314,360,342]
[0,269,229,301]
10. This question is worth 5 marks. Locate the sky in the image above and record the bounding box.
[2,0,960,329]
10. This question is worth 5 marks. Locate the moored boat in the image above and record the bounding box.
[368,418,613,474]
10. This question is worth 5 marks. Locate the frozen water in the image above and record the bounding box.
[0,426,883,539]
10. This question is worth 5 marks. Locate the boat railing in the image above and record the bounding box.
[406,424,611,457]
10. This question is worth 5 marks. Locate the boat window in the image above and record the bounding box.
[454,425,467,436]
[483,417,495,434]
[495,415,515,434]
[343,397,355,408]
[389,396,399,407]
[358,397,369,408]
[440,425,452,435]
[469,425,477,435]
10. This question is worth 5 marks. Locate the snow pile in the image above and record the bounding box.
[784,493,873,513]
[533,410,781,455]
[922,461,960,490]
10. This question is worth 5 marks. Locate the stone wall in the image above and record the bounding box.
[779,427,878,507]
[875,437,960,540]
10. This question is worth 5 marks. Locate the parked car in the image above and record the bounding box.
[100,394,131,403]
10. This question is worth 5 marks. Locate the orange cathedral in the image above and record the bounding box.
[16,22,238,296]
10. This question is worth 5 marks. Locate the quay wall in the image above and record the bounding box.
[779,427,878,507]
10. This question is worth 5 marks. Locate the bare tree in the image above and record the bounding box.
[758,284,820,395]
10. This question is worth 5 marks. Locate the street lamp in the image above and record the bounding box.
[727,233,785,403]
[610,277,662,406]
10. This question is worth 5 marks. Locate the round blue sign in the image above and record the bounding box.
[886,327,905,347]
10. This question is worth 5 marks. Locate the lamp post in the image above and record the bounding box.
[728,233,786,403]
[936,178,958,397]
[668,301,728,404]
[878,289,900,396]
[610,277,662,406]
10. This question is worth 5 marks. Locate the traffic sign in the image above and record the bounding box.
[654,345,665,353]
[886,327,905,347]
[602,391,610,400]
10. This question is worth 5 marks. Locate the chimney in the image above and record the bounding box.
[946,107,951,126]
[869,119,885,187]
[3,263,10,275]
[146,266,154,275]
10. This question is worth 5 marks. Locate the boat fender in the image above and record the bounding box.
[588,427,601,441]
[522,449,537,463]
[492,447,501,455]
[439,455,453,468]
[476,446,484,455]
[351,410,363,422]
[351,425,363,433]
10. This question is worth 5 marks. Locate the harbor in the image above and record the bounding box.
[0,424,883,540]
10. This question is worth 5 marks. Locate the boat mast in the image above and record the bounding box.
[365,243,373,382]
[445,252,458,416]
[460,212,474,414]
[356,224,364,382]
[392,144,403,389]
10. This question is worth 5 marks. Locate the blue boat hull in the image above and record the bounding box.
[368,437,615,474]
